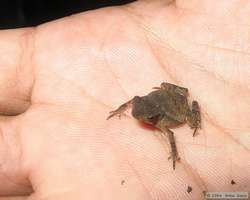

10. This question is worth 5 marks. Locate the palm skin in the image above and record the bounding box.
[0,0,249,199]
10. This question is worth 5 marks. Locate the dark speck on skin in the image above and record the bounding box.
[231,180,236,185]
[187,186,192,193]
[121,180,125,185]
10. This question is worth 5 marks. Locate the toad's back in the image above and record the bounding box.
[145,89,189,122]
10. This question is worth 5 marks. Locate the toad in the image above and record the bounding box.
[107,82,201,170]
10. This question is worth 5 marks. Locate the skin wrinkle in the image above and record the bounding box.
[180,157,207,199]
[123,4,186,58]
[175,8,250,91]
[30,72,133,123]
[124,2,187,49]
[101,9,177,109]
[191,66,250,147]
[182,59,250,99]
[187,43,250,91]
[18,28,36,104]
[143,31,177,83]
[39,13,132,109]
[0,120,31,194]
[177,6,250,27]
[123,5,198,86]
[30,63,112,110]
[28,183,84,200]
[16,118,33,195]
[102,26,131,100]
[0,123,15,186]
[192,41,250,56]
[148,33,250,93]
[121,155,153,200]
[99,133,154,200]
[25,28,37,104]
[70,12,100,38]
[204,113,250,153]
[123,5,250,93]
[104,57,132,105]
[128,5,187,84]
[180,142,218,149]
[122,5,150,21]
[92,23,132,100]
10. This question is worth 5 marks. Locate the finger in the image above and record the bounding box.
[0,116,32,196]
[176,0,250,18]
[0,29,34,115]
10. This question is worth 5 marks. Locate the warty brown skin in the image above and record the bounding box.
[107,82,201,170]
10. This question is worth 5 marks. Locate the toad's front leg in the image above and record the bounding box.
[187,100,201,136]
[106,98,134,120]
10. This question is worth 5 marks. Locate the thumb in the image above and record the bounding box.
[0,28,34,195]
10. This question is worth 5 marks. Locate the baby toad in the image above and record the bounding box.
[107,82,201,170]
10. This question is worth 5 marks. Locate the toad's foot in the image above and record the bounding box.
[187,100,201,137]
[106,100,133,120]
[168,152,181,170]
[192,127,198,137]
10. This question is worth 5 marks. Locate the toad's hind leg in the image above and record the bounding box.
[106,99,133,120]
[187,100,201,136]
[160,128,180,170]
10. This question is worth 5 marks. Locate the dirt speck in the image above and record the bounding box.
[187,186,192,193]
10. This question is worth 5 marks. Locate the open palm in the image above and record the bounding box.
[0,0,249,199]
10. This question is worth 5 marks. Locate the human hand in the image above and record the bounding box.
[0,0,249,199]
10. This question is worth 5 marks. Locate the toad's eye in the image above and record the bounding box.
[147,115,160,124]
